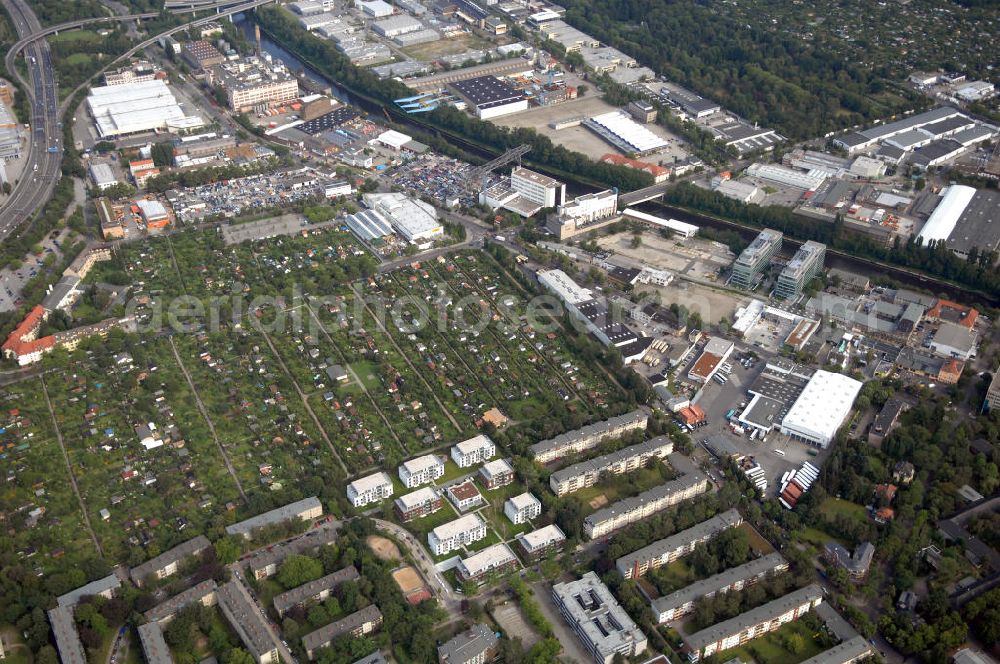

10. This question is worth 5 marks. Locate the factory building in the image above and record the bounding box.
[372,14,423,37]
[731,228,782,290]
[362,192,442,243]
[746,162,827,191]
[775,241,826,300]
[87,80,205,138]
[779,370,863,447]
[584,111,667,156]
[552,572,647,664]
[450,75,528,119]
[213,55,300,112]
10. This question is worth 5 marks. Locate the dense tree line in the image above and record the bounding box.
[557,0,924,139]
[805,394,1000,662]
[665,182,1000,301]
[255,6,652,192]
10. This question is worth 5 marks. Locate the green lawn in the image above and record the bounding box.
[818,498,867,524]
[49,29,101,43]
[713,617,827,664]
[648,558,694,595]
[0,626,32,664]
[62,53,93,66]
[438,458,474,483]
[794,527,847,548]
[404,501,461,538]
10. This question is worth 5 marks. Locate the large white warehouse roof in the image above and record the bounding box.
[87,79,203,138]
[917,185,977,246]
[589,111,668,154]
[780,370,862,447]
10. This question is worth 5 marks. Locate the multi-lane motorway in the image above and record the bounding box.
[0,0,276,241]
[0,0,62,239]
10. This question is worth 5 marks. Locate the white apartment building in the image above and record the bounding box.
[428,513,487,556]
[346,471,394,507]
[457,543,519,582]
[504,492,541,525]
[451,434,496,468]
[398,454,445,488]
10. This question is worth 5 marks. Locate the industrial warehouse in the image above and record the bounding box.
[86,80,205,138]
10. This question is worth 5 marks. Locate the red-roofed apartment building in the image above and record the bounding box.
[1,305,56,366]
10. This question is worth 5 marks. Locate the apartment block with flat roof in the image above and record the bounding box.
[347,472,394,507]
[516,524,567,560]
[394,486,444,521]
[478,458,515,489]
[457,543,519,582]
[504,492,541,524]
[451,434,496,467]
[731,229,782,290]
[775,241,826,300]
[552,572,648,664]
[398,454,445,488]
[428,513,487,555]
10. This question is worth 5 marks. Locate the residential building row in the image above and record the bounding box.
[273,566,360,617]
[225,496,323,539]
[584,455,709,539]
[130,535,212,586]
[246,527,337,580]
[650,553,789,623]
[549,436,673,495]
[529,408,649,463]
[615,509,744,579]
[680,584,823,661]
[302,604,384,660]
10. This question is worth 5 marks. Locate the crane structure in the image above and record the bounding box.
[465,144,531,193]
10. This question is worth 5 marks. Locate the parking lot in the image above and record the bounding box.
[0,226,75,312]
[692,350,829,490]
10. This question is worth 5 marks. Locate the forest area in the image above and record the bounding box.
[559,0,925,139]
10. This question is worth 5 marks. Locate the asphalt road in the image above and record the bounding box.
[0,0,61,239]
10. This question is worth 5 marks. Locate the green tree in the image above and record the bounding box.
[277,554,323,589]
